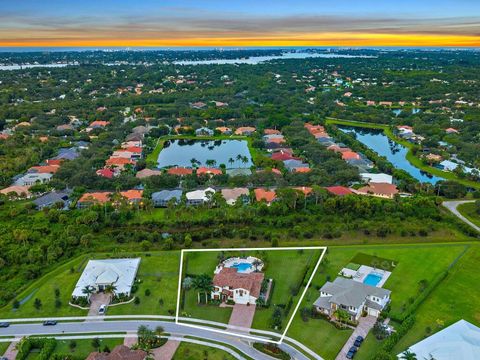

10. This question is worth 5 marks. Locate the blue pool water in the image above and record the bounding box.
[363,273,383,287]
[230,262,253,273]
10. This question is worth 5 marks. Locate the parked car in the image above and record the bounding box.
[354,335,364,347]
[0,357,9,360]
[346,346,357,359]
[0,322,10,328]
[98,304,107,315]
[42,320,57,326]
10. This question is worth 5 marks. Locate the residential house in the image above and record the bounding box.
[15,173,52,186]
[234,126,256,136]
[195,127,214,136]
[226,168,252,177]
[87,120,110,132]
[96,168,115,179]
[211,267,264,305]
[53,147,80,161]
[326,186,354,196]
[283,159,310,171]
[185,187,216,206]
[33,190,72,209]
[314,277,391,321]
[105,157,135,170]
[445,127,459,134]
[341,151,361,161]
[119,190,143,204]
[77,192,112,208]
[136,168,162,179]
[221,188,250,205]
[264,129,281,135]
[167,167,193,176]
[72,258,141,299]
[360,173,393,184]
[190,101,207,109]
[356,182,399,199]
[397,319,480,360]
[254,188,276,204]
[196,167,223,176]
[152,190,183,207]
[0,185,31,198]
[216,126,232,135]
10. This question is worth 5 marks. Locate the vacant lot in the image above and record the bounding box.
[172,341,237,360]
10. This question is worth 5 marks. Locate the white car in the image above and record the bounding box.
[98,304,107,315]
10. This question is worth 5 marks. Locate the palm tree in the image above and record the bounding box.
[400,350,417,360]
[82,285,94,298]
[228,157,235,168]
[192,274,213,304]
[154,326,164,336]
[104,284,117,298]
[205,159,214,168]
[241,156,249,168]
[236,154,243,166]
[190,158,198,168]
[252,259,262,272]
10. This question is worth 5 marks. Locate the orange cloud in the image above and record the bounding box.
[1,32,479,47]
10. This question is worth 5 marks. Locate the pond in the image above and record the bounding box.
[157,139,253,169]
[338,126,442,184]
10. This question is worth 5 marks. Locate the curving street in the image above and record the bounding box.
[443,200,480,233]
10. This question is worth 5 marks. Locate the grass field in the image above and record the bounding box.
[172,341,237,360]
[286,243,469,360]
[326,118,480,190]
[457,202,480,228]
[0,251,180,319]
[0,342,10,355]
[51,338,124,358]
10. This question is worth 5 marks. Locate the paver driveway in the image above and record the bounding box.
[228,304,256,331]
[336,315,376,360]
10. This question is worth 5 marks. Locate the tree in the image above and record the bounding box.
[192,274,213,304]
[33,298,42,310]
[400,350,417,360]
[82,285,95,298]
[252,259,262,272]
[104,284,117,296]
[228,157,235,168]
[91,337,101,351]
[69,340,77,352]
[334,308,350,327]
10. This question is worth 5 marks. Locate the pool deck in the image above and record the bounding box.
[339,265,391,288]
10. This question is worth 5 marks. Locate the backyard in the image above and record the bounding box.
[286,243,469,360]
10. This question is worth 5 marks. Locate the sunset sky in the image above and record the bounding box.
[1,0,479,47]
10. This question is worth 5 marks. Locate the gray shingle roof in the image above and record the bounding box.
[152,190,182,202]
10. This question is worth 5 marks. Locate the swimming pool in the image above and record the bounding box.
[230,262,253,273]
[363,272,383,287]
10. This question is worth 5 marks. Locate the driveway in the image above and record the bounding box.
[335,315,376,360]
[228,304,256,331]
[151,339,181,360]
[87,293,111,317]
[2,338,20,360]
[443,200,480,233]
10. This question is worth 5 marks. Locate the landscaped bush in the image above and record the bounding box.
[17,337,57,360]
[253,342,291,360]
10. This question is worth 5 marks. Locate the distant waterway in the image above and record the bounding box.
[174,52,376,65]
[0,63,77,71]
[338,126,442,184]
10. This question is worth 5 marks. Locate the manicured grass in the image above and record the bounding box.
[252,249,321,331]
[457,202,480,227]
[0,251,180,319]
[0,342,10,355]
[286,243,467,360]
[172,341,237,360]
[182,288,232,324]
[52,338,124,358]
[326,118,480,190]
[393,245,480,355]
[108,251,181,316]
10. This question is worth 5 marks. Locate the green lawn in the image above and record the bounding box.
[457,202,480,228]
[286,243,468,360]
[52,338,124,358]
[172,341,237,360]
[0,342,10,355]
[0,251,180,319]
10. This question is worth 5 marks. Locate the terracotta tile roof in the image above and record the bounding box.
[96,168,115,179]
[0,185,31,197]
[89,120,110,127]
[136,168,162,178]
[79,192,111,204]
[326,186,354,196]
[124,146,143,153]
[167,167,193,176]
[264,129,281,135]
[293,167,311,173]
[46,159,63,166]
[254,188,276,203]
[197,167,223,176]
[234,126,256,135]
[213,268,264,298]
[106,157,135,166]
[216,126,232,133]
[356,182,399,197]
[266,137,286,144]
[294,186,313,195]
[341,151,361,160]
[29,165,60,174]
[271,152,299,161]
[120,189,143,201]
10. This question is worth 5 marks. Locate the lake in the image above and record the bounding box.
[174,52,376,65]
[157,139,253,169]
[0,63,77,71]
[338,126,442,184]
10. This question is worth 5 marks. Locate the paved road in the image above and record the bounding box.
[443,200,480,233]
[0,320,314,360]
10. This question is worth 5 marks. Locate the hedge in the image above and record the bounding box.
[17,338,57,360]
[253,343,291,360]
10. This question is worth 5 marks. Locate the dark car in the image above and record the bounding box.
[0,322,10,328]
[346,350,356,359]
[354,335,364,347]
[42,320,57,326]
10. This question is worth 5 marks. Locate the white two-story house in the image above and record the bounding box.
[211,268,264,305]
[314,277,391,321]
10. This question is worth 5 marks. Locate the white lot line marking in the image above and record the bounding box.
[175,246,327,344]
